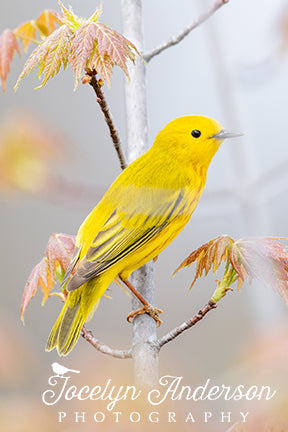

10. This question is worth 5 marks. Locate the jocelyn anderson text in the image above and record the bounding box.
[42,375,276,410]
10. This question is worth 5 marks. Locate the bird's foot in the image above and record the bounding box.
[127,305,163,327]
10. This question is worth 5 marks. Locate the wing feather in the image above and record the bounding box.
[67,187,190,292]
[61,245,81,288]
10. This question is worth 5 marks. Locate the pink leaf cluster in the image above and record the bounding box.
[14,3,139,90]
[15,25,72,89]
[21,233,75,322]
[0,29,20,91]
[175,235,288,306]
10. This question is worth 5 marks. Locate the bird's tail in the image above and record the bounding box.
[46,294,85,356]
[46,277,110,356]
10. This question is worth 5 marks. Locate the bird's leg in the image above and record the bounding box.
[120,278,162,327]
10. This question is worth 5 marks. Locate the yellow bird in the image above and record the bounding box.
[46,115,241,356]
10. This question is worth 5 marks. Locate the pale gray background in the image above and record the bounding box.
[1,1,288,431]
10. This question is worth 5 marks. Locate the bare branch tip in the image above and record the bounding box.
[157,298,218,349]
[81,325,132,359]
[143,0,229,62]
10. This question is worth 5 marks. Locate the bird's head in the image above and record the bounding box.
[154,115,242,168]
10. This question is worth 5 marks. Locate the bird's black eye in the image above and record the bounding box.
[191,129,201,138]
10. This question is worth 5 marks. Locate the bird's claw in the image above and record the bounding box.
[127,305,163,327]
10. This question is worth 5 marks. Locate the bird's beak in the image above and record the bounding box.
[212,130,243,140]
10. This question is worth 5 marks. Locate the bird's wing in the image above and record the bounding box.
[60,244,81,288]
[67,186,189,291]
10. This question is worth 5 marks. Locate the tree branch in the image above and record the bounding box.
[87,73,128,170]
[81,325,132,359]
[143,0,229,62]
[157,300,217,349]
[121,0,159,389]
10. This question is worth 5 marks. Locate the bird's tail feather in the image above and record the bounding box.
[46,276,111,356]
[46,300,84,356]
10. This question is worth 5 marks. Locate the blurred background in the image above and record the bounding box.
[1,0,288,431]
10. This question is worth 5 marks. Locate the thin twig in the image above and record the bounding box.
[81,325,132,359]
[143,0,229,62]
[157,300,217,348]
[88,74,127,170]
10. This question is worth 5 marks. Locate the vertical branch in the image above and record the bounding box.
[121,0,159,388]
[121,1,148,163]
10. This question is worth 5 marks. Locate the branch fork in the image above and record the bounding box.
[81,298,218,357]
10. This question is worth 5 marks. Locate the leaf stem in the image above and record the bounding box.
[81,325,132,359]
[143,0,229,62]
[88,74,127,170]
[157,299,217,348]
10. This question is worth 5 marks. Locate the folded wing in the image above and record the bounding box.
[66,185,190,292]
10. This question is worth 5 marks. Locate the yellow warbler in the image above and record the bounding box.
[46,115,241,356]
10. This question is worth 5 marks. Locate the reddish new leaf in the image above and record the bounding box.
[94,22,137,78]
[176,234,288,307]
[70,21,138,88]
[15,24,72,90]
[15,2,140,90]
[21,233,75,322]
[65,1,138,87]
[0,29,20,92]
[87,49,113,86]
[174,235,234,289]
[44,233,76,277]
[21,258,53,323]
[69,22,99,88]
